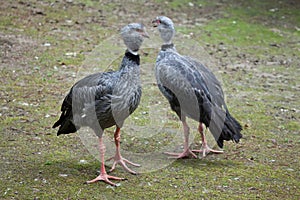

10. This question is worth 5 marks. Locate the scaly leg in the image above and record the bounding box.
[107,127,140,174]
[86,137,125,186]
[192,123,224,157]
[165,116,197,159]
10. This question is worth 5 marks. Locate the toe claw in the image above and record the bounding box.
[108,156,140,174]
[86,173,124,186]
[192,145,224,157]
[164,149,197,159]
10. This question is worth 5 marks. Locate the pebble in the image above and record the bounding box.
[59,174,68,177]
[43,43,51,47]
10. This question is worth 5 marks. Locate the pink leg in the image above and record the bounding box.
[107,127,140,174]
[192,123,224,157]
[86,137,125,186]
[165,116,197,159]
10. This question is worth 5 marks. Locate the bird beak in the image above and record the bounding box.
[141,30,150,38]
[152,19,159,27]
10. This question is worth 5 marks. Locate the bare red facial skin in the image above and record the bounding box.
[152,19,160,27]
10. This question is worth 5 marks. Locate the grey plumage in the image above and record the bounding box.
[153,16,242,149]
[121,23,147,52]
[153,16,175,44]
[52,23,148,185]
[53,51,141,137]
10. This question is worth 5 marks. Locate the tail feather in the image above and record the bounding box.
[52,108,78,135]
[217,112,242,148]
[56,120,78,135]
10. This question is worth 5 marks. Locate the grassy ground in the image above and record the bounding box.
[1,0,299,199]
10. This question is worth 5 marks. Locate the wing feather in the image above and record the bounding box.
[155,52,213,122]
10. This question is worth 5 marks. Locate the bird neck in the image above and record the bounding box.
[119,50,140,71]
[125,50,140,63]
[159,27,175,46]
[127,48,139,56]
[161,43,175,51]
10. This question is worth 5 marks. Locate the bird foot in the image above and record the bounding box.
[164,148,197,159]
[192,145,224,157]
[107,156,140,175]
[85,173,125,186]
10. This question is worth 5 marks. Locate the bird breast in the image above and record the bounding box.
[110,67,141,125]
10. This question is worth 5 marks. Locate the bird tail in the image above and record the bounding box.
[208,108,242,149]
[52,109,78,135]
[218,111,242,148]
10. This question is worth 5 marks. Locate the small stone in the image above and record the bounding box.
[20,102,29,106]
[106,185,114,189]
[270,139,277,144]
[202,187,209,193]
[79,160,87,164]
[59,174,68,177]
[43,43,51,47]
[269,8,278,12]
[65,52,77,56]
[286,168,294,172]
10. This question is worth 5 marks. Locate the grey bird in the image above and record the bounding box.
[152,16,242,158]
[53,23,149,185]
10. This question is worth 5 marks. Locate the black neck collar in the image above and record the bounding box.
[125,50,140,65]
[161,43,174,51]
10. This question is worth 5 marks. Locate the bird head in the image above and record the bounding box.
[152,16,175,44]
[121,23,149,54]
